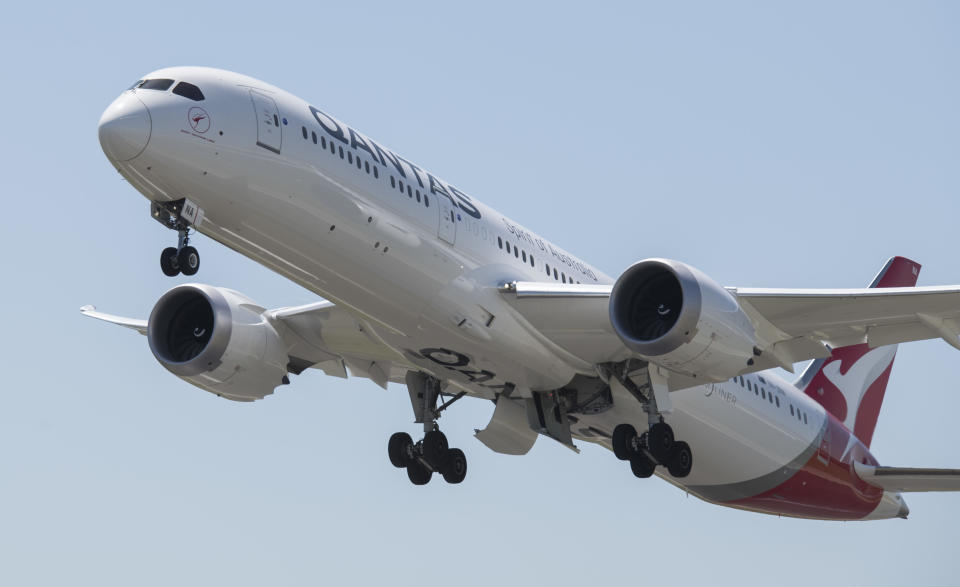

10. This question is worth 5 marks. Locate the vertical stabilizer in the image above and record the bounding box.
[795,257,921,447]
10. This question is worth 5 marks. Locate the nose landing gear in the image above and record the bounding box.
[152,199,202,277]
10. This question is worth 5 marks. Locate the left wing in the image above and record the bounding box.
[82,299,412,390]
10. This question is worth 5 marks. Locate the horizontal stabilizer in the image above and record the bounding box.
[854,462,960,492]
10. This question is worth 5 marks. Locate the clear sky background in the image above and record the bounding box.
[1,1,958,585]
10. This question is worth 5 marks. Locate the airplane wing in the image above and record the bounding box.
[82,299,411,389]
[500,282,960,370]
[854,462,960,492]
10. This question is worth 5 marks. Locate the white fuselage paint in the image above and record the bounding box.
[102,67,898,520]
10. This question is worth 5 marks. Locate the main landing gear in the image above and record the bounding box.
[606,361,693,479]
[612,421,692,479]
[388,371,468,485]
[152,199,202,277]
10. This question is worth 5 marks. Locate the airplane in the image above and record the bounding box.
[86,66,960,521]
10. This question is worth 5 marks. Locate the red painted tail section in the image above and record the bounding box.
[795,257,921,448]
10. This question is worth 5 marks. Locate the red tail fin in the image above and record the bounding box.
[795,257,921,447]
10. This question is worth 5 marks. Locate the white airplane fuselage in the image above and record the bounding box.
[98,67,907,521]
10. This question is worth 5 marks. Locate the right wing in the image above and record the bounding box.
[499,281,960,372]
[854,462,960,492]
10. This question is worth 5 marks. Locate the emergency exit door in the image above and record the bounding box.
[250,90,282,154]
[438,196,457,245]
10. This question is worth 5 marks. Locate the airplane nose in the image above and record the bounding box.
[98,93,151,162]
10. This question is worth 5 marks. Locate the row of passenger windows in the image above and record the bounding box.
[298,122,589,283]
[495,237,582,283]
[299,125,434,213]
[733,375,809,425]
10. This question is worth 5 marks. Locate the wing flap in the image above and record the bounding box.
[854,462,960,492]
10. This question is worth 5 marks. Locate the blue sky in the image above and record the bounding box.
[1,1,958,584]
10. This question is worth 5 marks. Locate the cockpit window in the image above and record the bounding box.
[127,79,143,90]
[138,78,175,91]
[172,82,205,101]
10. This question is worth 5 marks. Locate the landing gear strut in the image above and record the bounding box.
[388,372,468,485]
[152,199,202,277]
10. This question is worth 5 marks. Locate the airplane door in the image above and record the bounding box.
[250,90,282,154]
[438,197,457,245]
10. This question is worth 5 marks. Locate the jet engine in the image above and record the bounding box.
[609,259,758,381]
[147,284,290,401]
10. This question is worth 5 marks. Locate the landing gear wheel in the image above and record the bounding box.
[630,454,656,478]
[422,430,449,469]
[612,424,638,461]
[667,441,693,478]
[407,460,432,485]
[441,448,467,484]
[160,247,180,276]
[648,422,675,463]
[388,432,413,468]
[178,246,200,276]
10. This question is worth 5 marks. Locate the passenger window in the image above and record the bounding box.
[416,190,421,203]
[312,131,318,144]
[803,413,808,424]
[790,405,795,416]
[302,126,308,139]
[562,273,567,283]
[348,152,353,163]
[424,195,429,207]
[139,78,174,91]
[747,381,752,392]
[365,161,370,173]
[553,268,559,279]
[498,237,503,249]
[530,256,535,267]
[506,242,511,254]
[775,396,780,407]
[172,81,204,101]
[399,180,404,192]
[339,146,344,159]
[522,250,527,262]
[514,247,519,258]
[391,176,396,188]
[545,263,551,275]
[356,157,362,169]
[373,166,379,178]
[761,389,765,399]
[321,136,327,149]
[408,185,413,198]
[330,141,336,154]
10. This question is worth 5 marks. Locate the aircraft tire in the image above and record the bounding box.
[648,422,674,464]
[160,247,180,276]
[178,246,200,276]
[630,454,656,478]
[441,448,467,484]
[388,432,413,468]
[407,460,433,485]
[612,424,637,461]
[667,441,693,478]
[422,430,449,469]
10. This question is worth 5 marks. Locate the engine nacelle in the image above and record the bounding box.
[147,284,290,401]
[609,259,757,381]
